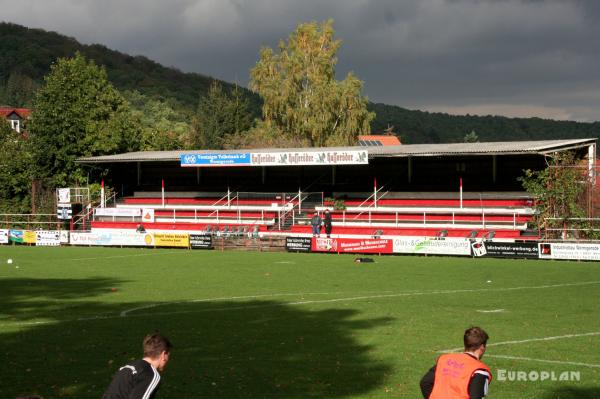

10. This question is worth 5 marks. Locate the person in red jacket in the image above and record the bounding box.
[420,327,492,399]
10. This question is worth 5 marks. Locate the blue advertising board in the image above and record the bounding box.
[180,153,251,167]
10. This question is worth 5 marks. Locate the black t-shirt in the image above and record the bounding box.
[102,359,161,399]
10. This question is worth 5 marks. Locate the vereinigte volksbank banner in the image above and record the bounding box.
[180,150,368,167]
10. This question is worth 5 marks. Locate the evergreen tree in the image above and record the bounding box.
[250,20,374,147]
[463,130,479,143]
[191,81,253,149]
[30,53,141,187]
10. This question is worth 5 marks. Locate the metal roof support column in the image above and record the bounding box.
[262,166,266,184]
[332,165,336,185]
[136,162,141,186]
[408,156,413,184]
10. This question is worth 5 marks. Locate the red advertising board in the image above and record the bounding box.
[311,237,393,254]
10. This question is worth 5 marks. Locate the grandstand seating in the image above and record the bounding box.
[89,191,539,240]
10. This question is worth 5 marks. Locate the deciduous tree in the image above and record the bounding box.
[30,53,141,187]
[250,20,374,147]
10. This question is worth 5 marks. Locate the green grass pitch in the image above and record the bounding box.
[0,246,599,398]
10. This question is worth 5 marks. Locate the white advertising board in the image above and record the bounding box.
[142,208,155,223]
[538,242,600,261]
[0,229,8,244]
[59,230,70,244]
[393,237,471,255]
[35,230,61,246]
[70,231,153,246]
[180,150,368,167]
[95,208,142,217]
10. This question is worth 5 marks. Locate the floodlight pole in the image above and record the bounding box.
[460,177,463,209]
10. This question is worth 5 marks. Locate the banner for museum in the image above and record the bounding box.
[393,237,471,256]
[180,150,368,167]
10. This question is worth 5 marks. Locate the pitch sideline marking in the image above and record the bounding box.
[5,280,600,327]
[121,280,600,317]
[486,354,600,369]
[65,251,182,261]
[439,331,600,353]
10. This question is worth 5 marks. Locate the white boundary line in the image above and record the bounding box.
[440,331,600,353]
[4,280,600,327]
[486,354,600,368]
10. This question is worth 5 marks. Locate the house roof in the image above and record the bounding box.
[0,107,31,118]
[77,138,597,164]
[358,135,402,146]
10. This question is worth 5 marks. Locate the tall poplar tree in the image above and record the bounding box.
[250,20,374,147]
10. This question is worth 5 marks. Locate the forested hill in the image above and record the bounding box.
[1,22,598,143]
[369,103,600,144]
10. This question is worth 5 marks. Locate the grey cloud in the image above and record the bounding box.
[1,0,600,121]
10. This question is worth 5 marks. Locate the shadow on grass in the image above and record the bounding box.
[540,387,600,399]
[1,278,393,398]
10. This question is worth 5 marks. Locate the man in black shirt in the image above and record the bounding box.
[102,332,172,399]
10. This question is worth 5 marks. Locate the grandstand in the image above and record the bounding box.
[77,138,596,242]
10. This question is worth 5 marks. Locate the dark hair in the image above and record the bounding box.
[464,326,489,351]
[143,332,173,358]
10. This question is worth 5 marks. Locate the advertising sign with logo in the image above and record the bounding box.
[393,237,471,255]
[190,234,213,249]
[70,231,152,246]
[142,208,155,223]
[471,241,539,258]
[0,229,8,244]
[23,231,36,244]
[36,230,61,246]
[312,237,393,254]
[538,242,600,261]
[9,230,23,243]
[181,150,368,168]
[57,204,72,220]
[59,230,70,244]
[154,233,190,248]
[285,237,312,252]
[95,208,142,217]
[58,188,70,203]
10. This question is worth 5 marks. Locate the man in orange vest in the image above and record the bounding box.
[420,326,492,399]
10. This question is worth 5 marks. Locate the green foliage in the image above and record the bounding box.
[191,81,254,149]
[325,197,346,211]
[518,152,589,238]
[0,120,33,212]
[30,53,141,187]
[250,20,374,147]
[463,130,479,143]
[369,102,600,144]
[124,90,191,150]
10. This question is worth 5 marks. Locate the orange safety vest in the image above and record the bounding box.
[429,353,492,399]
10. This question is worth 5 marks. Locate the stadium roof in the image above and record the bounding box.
[77,138,596,164]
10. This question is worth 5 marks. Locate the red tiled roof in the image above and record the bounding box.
[0,107,31,118]
[359,135,401,146]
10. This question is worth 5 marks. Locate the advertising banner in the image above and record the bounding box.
[0,229,8,244]
[9,230,23,243]
[154,233,190,248]
[538,242,600,261]
[70,231,152,246]
[142,208,155,223]
[23,231,36,244]
[181,150,368,168]
[57,204,72,220]
[59,230,70,244]
[393,237,471,256]
[95,208,142,217]
[312,237,393,254]
[36,230,61,246]
[190,234,213,249]
[57,188,70,203]
[471,241,539,258]
[285,237,312,252]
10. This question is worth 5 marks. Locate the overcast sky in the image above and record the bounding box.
[3,0,600,122]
